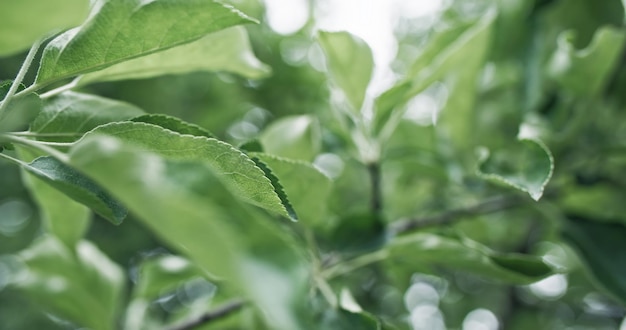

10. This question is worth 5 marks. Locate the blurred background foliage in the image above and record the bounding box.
[1,0,626,329]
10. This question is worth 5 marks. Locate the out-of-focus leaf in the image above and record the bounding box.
[259,115,321,162]
[328,213,386,255]
[549,27,626,97]
[13,235,124,330]
[30,91,144,142]
[251,153,331,227]
[373,11,494,138]
[477,138,554,201]
[15,155,126,225]
[386,233,552,284]
[0,0,89,56]
[16,147,90,246]
[560,185,626,223]
[318,31,373,112]
[68,135,311,329]
[135,255,206,301]
[36,0,255,85]
[82,121,295,220]
[131,114,214,138]
[76,27,269,85]
[0,82,42,133]
[562,216,626,305]
[319,308,381,330]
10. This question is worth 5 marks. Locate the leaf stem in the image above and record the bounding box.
[322,249,389,280]
[40,78,79,99]
[1,134,69,162]
[389,195,524,235]
[0,38,44,115]
[0,151,28,166]
[166,299,247,330]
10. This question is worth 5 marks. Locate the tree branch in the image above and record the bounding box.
[166,299,247,330]
[390,195,525,235]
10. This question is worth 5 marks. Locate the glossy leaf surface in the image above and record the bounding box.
[18,155,127,224]
[36,0,255,85]
[82,121,295,220]
[31,91,144,142]
[77,27,269,85]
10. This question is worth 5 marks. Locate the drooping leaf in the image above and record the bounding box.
[76,27,269,85]
[68,135,311,329]
[30,91,144,142]
[386,233,552,284]
[373,11,494,138]
[131,114,213,138]
[16,155,126,225]
[250,153,332,227]
[12,235,124,330]
[0,0,89,56]
[36,0,256,85]
[16,147,90,246]
[477,138,554,201]
[0,82,42,133]
[561,216,626,305]
[82,121,294,220]
[318,31,373,112]
[259,115,321,162]
[548,27,626,97]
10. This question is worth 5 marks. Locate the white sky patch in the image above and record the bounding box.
[264,0,310,35]
[264,0,446,96]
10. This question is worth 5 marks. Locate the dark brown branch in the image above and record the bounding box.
[390,195,525,235]
[167,299,247,330]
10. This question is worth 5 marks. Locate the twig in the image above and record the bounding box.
[0,38,44,115]
[367,162,382,214]
[166,299,247,330]
[390,195,524,235]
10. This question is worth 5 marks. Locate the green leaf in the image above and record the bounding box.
[36,0,256,85]
[259,115,321,162]
[548,27,626,97]
[0,82,42,133]
[131,114,213,138]
[559,185,626,223]
[16,155,127,225]
[68,135,311,329]
[320,308,381,330]
[251,153,332,227]
[16,147,90,246]
[134,255,207,301]
[30,91,144,142]
[477,138,554,201]
[386,233,552,284]
[318,31,373,112]
[13,235,124,330]
[0,0,89,56]
[76,27,269,85]
[562,216,626,305]
[373,11,494,138]
[248,156,298,221]
[82,121,294,220]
